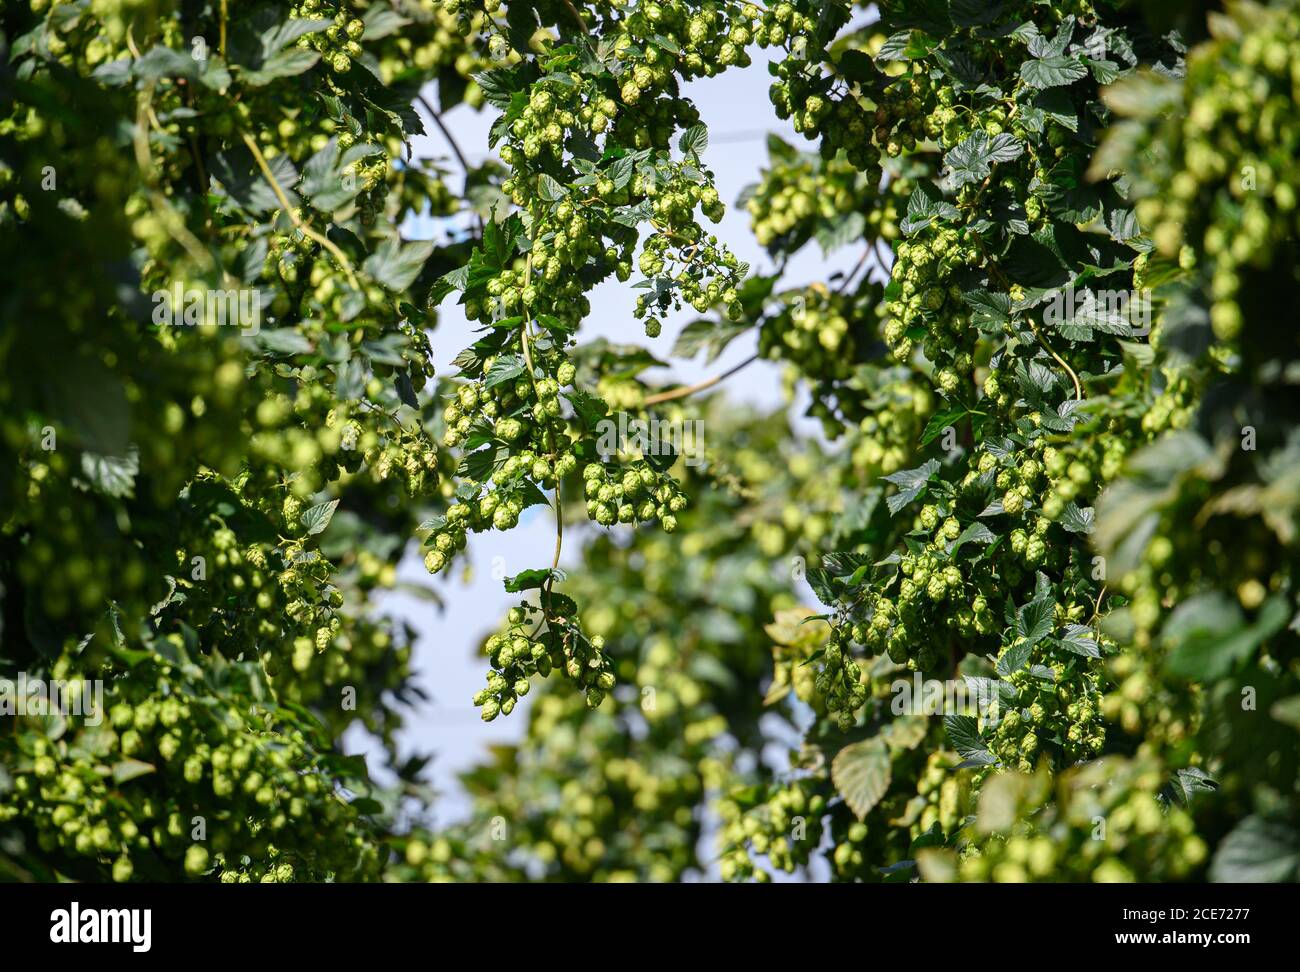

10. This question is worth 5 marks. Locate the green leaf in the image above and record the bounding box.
[537,173,566,202]
[883,459,940,515]
[837,48,878,80]
[643,441,678,474]
[1017,596,1055,646]
[1059,503,1095,534]
[944,131,1024,189]
[349,797,384,815]
[427,264,467,308]
[259,18,332,56]
[944,714,996,765]
[882,716,930,752]
[822,551,872,578]
[211,149,300,214]
[243,49,321,87]
[996,639,1033,676]
[962,290,1012,332]
[1209,816,1300,882]
[132,45,200,83]
[458,446,503,482]
[671,318,753,363]
[482,213,524,270]
[484,355,525,389]
[1032,88,1080,132]
[362,7,411,40]
[948,521,995,554]
[81,447,139,498]
[300,499,340,536]
[301,138,377,213]
[765,133,799,165]
[920,405,970,446]
[112,759,157,784]
[473,68,522,108]
[1087,57,1122,84]
[563,388,609,431]
[901,183,959,235]
[831,737,891,820]
[255,328,314,357]
[363,237,433,292]
[1053,624,1101,658]
[815,211,866,255]
[92,58,133,86]
[805,567,841,606]
[1161,767,1218,807]
[1020,55,1089,89]
[608,154,635,191]
[504,3,539,51]
[1165,593,1288,681]
[876,30,936,61]
[651,33,681,55]
[503,568,562,593]
[677,123,708,157]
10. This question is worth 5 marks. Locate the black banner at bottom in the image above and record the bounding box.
[0,881,1289,958]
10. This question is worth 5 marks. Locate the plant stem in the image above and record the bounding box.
[134,90,213,270]
[835,246,871,295]
[1029,319,1083,402]
[519,208,542,400]
[643,353,759,405]
[240,131,361,292]
[978,237,1083,402]
[551,486,564,571]
[518,204,564,585]
[559,0,597,55]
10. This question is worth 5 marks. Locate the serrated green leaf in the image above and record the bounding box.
[962,290,1012,331]
[996,639,1033,676]
[484,355,525,388]
[363,237,433,292]
[1054,624,1101,657]
[300,499,340,536]
[81,448,139,499]
[473,68,521,108]
[1016,595,1055,646]
[537,173,566,202]
[1060,503,1095,533]
[944,131,1024,189]
[678,123,708,157]
[901,183,960,235]
[883,459,940,515]
[503,568,561,593]
[1021,55,1089,89]
[243,48,320,86]
[948,521,995,554]
[805,566,840,606]
[831,737,891,820]
[944,714,996,765]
